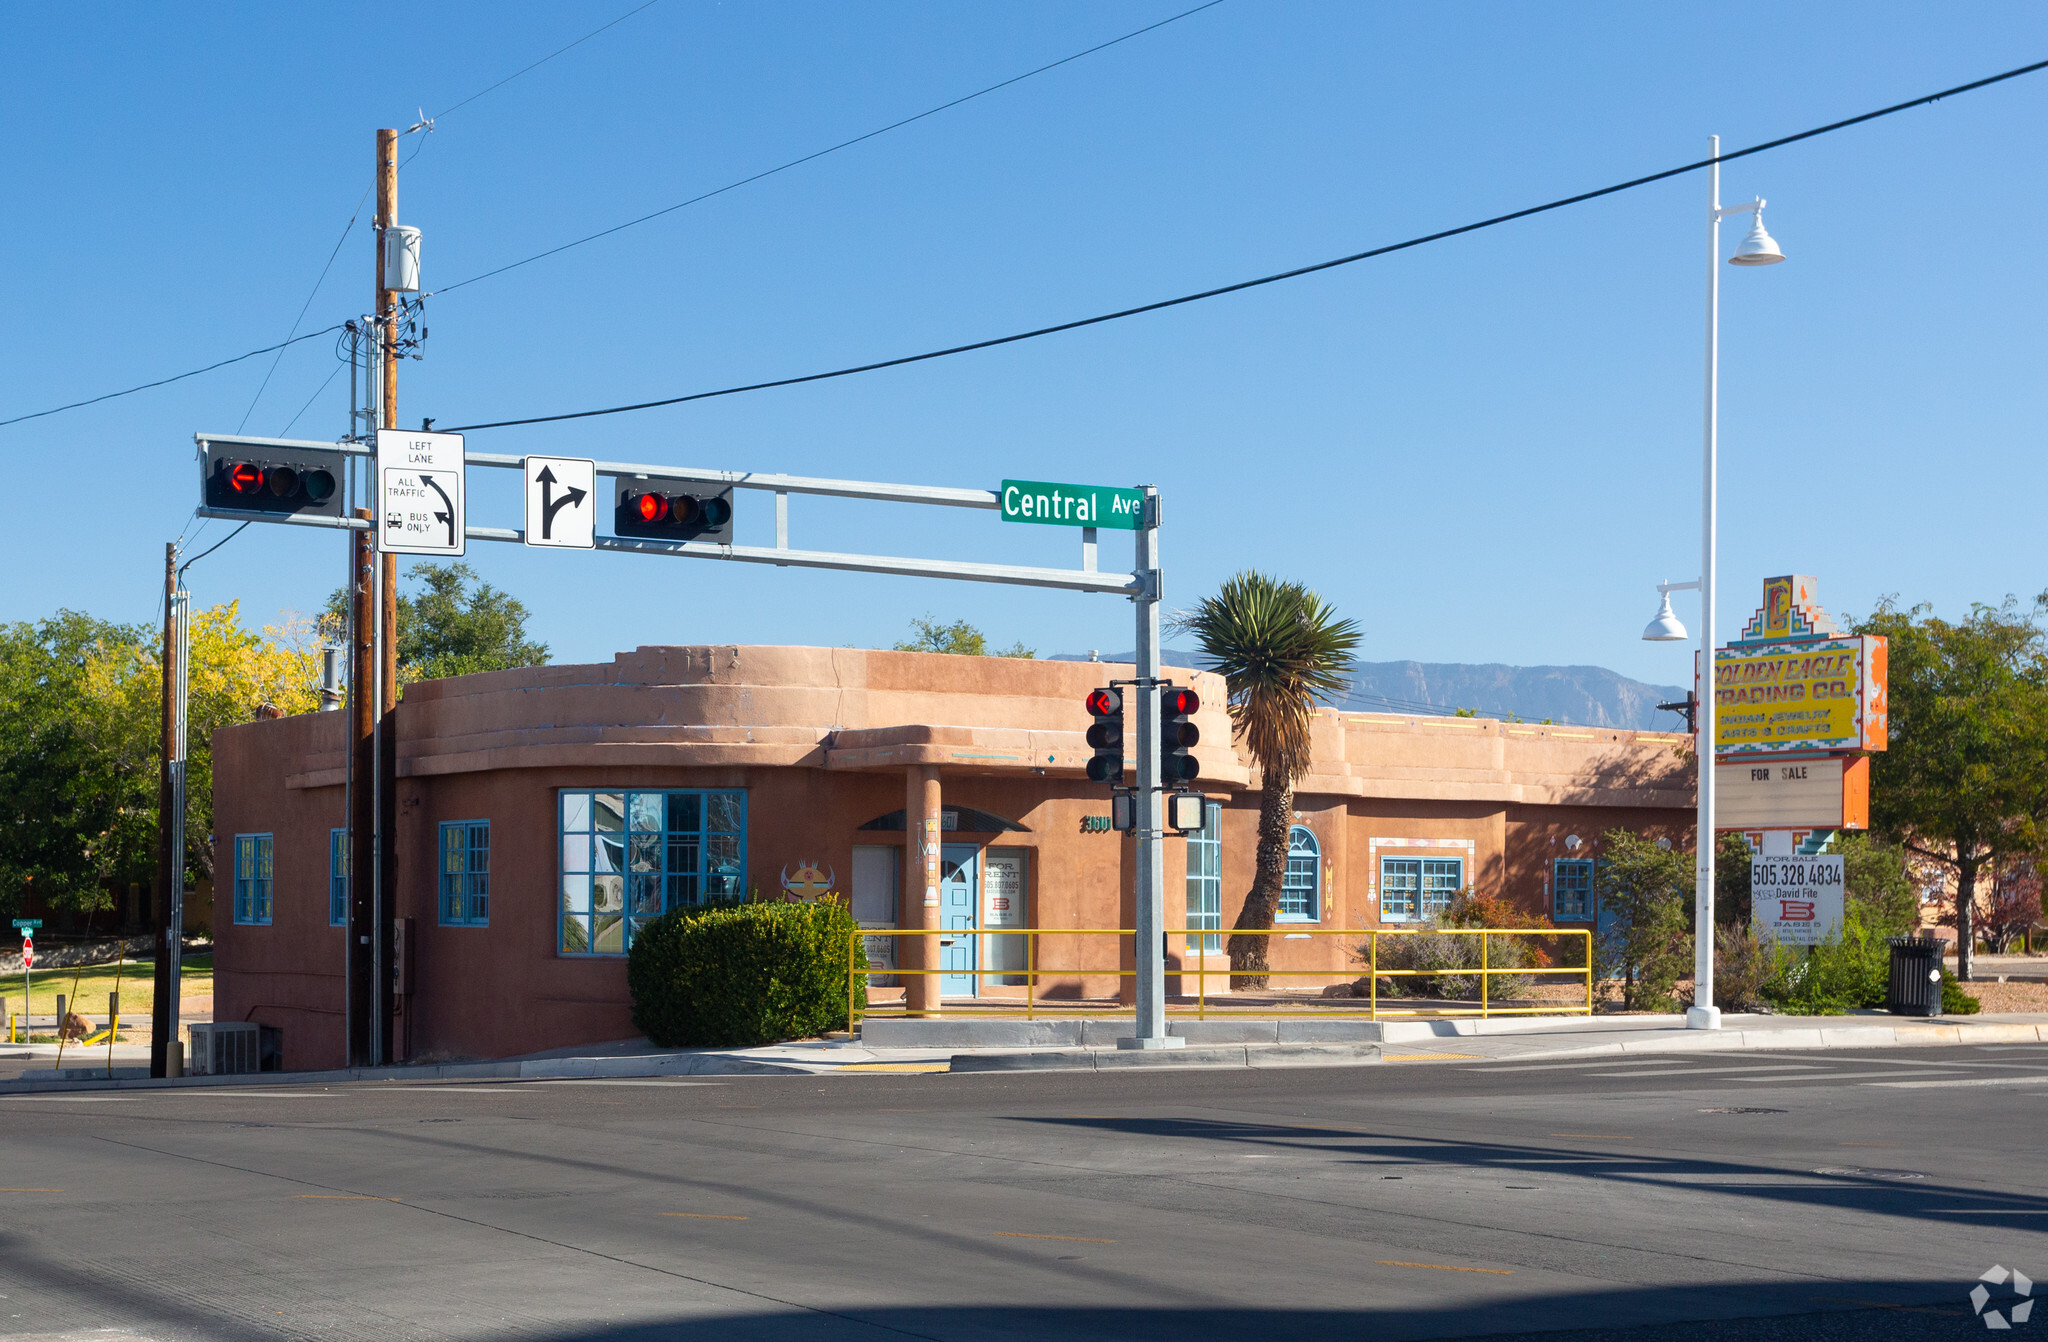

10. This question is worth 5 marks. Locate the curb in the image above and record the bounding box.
[0,1050,809,1096]
[949,1043,1383,1073]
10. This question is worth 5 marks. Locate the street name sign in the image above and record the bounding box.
[1751,853,1845,947]
[523,456,595,549]
[376,428,465,556]
[999,479,1144,530]
[12,919,41,930]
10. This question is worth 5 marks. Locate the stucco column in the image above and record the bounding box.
[904,765,942,1017]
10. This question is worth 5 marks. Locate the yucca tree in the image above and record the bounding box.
[1174,572,1359,987]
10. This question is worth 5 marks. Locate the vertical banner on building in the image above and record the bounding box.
[1751,854,1845,946]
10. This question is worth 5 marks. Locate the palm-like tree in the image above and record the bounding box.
[1174,572,1360,988]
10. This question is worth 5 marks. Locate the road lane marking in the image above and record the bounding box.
[1377,1260,1513,1275]
[1462,1058,1691,1072]
[1548,1134,1632,1140]
[295,1195,400,1201]
[1580,1064,1822,1078]
[836,1063,950,1073]
[0,1188,61,1192]
[995,1232,1115,1244]
[662,1213,748,1220]
[1740,1069,1974,1082]
[1865,1075,2048,1089]
[1385,1054,1476,1062]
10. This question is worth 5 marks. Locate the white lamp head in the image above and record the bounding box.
[1642,590,1689,642]
[1729,200,1785,265]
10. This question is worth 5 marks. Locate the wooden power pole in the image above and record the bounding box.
[347,509,376,1066]
[375,127,400,1064]
[150,543,176,1077]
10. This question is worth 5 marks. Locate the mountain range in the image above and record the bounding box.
[1051,651,1690,732]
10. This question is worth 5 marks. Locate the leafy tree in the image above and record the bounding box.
[1854,596,2048,978]
[326,561,549,686]
[892,616,1033,659]
[1838,833,1917,934]
[1593,829,1692,1011]
[1173,571,1360,987]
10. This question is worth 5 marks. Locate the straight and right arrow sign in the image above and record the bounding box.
[523,456,595,549]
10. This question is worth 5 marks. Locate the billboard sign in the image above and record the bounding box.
[1715,755,1869,831]
[1751,853,1845,946]
[1712,635,1887,755]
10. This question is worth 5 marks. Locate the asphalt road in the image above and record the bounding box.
[3,1046,2045,1341]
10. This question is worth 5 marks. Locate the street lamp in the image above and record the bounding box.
[1643,135,1785,1032]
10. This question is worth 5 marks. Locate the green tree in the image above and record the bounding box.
[0,613,152,914]
[326,561,549,686]
[892,615,1033,659]
[1593,829,1692,1011]
[1173,571,1360,987]
[1854,596,2048,979]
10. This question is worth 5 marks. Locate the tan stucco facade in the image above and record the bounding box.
[211,646,1694,1068]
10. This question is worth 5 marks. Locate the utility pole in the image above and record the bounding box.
[150,544,176,1078]
[347,508,376,1066]
[374,127,401,1064]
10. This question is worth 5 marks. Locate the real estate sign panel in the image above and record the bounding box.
[1751,854,1846,947]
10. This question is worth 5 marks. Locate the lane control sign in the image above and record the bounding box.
[523,456,595,549]
[376,428,466,556]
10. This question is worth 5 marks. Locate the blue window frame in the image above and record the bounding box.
[329,828,349,927]
[1553,859,1594,922]
[558,789,747,956]
[1382,856,1463,923]
[1185,804,1222,952]
[1278,826,1320,922]
[439,820,490,927]
[233,833,273,925]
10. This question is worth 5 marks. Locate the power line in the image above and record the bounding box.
[0,325,346,430]
[432,0,665,122]
[236,185,374,433]
[445,55,2048,433]
[431,0,1229,297]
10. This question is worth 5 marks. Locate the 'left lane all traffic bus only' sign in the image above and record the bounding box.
[998,479,1144,530]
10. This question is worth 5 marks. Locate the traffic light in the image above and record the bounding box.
[614,477,735,543]
[1085,687,1123,784]
[199,441,345,518]
[1160,685,1201,784]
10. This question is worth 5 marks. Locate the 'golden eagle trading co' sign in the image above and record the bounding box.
[1712,635,1888,755]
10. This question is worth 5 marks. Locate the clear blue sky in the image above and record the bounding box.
[4,3,2043,686]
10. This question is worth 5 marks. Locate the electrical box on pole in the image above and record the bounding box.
[615,477,736,543]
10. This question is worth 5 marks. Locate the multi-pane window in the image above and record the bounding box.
[1382,856,1464,922]
[558,790,746,956]
[233,834,273,925]
[439,821,490,926]
[1278,826,1320,921]
[1554,859,1594,922]
[1185,804,1222,952]
[330,828,349,927]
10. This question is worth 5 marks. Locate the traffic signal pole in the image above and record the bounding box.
[372,127,400,1064]
[150,544,176,1077]
[1124,487,1178,1049]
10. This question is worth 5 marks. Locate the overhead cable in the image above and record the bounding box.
[0,325,347,430]
[445,54,2048,432]
[237,184,375,434]
[431,0,1229,296]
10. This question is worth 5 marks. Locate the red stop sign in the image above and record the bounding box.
[19,935,31,970]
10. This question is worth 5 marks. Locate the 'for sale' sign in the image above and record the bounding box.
[1751,854,1845,946]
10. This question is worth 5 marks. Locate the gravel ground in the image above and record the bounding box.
[1960,979,2048,1012]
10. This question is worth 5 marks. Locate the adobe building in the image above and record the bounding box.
[210,646,1694,1069]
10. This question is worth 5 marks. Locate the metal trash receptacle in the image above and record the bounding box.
[1886,937,1947,1017]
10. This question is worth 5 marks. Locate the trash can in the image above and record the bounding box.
[1886,937,1947,1017]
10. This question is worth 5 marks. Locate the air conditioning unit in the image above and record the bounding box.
[186,1022,260,1076]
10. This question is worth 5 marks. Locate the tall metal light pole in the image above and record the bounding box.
[1688,135,1784,1030]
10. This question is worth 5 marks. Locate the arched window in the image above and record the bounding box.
[1279,826,1320,921]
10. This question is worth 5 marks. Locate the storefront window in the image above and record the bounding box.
[558,789,746,955]
[1279,826,1320,921]
[1383,855,1464,922]
[1553,859,1594,922]
[1185,806,1222,951]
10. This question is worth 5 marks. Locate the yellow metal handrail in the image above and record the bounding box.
[845,926,1594,1025]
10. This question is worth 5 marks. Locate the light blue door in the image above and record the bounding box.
[940,845,979,996]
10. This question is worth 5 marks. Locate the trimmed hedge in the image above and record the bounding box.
[628,899,866,1048]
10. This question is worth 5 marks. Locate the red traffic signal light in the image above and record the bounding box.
[1161,683,1200,784]
[614,480,736,542]
[1086,687,1121,717]
[1085,686,1124,786]
[1160,687,1200,715]
[206,451,342,517]
[227,462,264,494]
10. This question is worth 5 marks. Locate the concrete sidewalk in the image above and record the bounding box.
[6,1009,2048,1093]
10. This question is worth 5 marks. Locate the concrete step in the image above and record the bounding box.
[858,1017,1390,1048]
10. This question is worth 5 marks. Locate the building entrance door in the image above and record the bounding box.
[939,844,979,997]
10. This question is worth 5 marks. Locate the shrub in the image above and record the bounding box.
[628,898,866,1048]
[1712,922,1779,1013]
[1759,903,1890,1015]
[1942,969,1983,1015]
[1594,830,1692,1011]
[1353,924,1532,1001]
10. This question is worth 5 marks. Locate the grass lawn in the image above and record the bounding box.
[0,954,213,1018]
